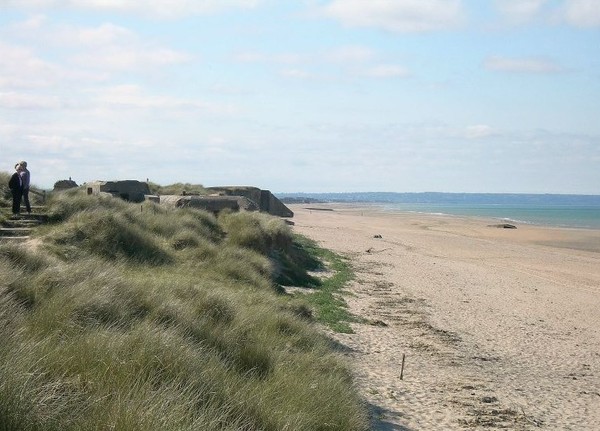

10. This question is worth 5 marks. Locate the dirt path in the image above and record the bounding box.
[290,205,600,430]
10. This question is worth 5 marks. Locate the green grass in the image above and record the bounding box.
[0,172,10,210]
[147,181,207,196]
[289,236,361,333]
[0,184,369,431]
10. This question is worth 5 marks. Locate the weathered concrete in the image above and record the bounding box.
[206,186,293,217]
[86,180,150,203]
[53,179,79,191]
[56,180,292,217]
[0,212,47,243]
[159,195,258,213]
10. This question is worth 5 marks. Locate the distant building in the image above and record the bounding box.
[85,180,150,203]
[206,186,293,217]
[77,181,293,217]
[159,194,257,213]
[53,179,79,191]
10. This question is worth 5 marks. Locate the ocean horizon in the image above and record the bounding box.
[278,192,600,230]
[378,202,600,230]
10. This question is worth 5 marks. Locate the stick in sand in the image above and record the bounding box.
[400,354,406,380]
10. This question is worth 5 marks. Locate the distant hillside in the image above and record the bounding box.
[276,192,600,206]
[278,196,326,204]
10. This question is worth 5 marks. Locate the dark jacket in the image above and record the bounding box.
[8,172,22,191]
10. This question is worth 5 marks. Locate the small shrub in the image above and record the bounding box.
[284,299,314,321]
[170,230,200,250]
[0,243,50,273]
[196,293,236,325]
[46,190,129,222]
[47,211,173,265]
[233,344,273,378]
[210,246,275,292]
[220,212,267,252]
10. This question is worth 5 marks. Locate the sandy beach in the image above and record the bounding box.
[289,204,600,431]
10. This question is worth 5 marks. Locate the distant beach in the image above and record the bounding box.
[290,203,600,430]
[279,192,600,230]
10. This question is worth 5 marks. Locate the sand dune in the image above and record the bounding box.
[289,204,600,430]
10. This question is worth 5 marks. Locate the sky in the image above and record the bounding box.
[1,0,599,194]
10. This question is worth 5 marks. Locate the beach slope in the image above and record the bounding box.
[290,204,600,430]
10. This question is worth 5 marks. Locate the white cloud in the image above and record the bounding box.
[0,91,62,109]
[236,46,376,65]
[327,45,375,63]
[0,41,62,88]
[4,18,192,75]
[563,0,600,27]
[91,84,236,114]
[62,22,135,46]
[273,53,306,65]
[321,0,465,32]
[233,51,265,63]
[9,14,48,31]
[6,17,132,46]
[0,0,262,18]
[280,68,313,79]
[362,64,411,78]
[494,0,600,28]
[234,50,307,65]
[25,133,81,153]
[484,56,564,74]
[465,125,496,139]
[234,45,397,81]
[71,45,191,71]
[494,0,548,23]
[6,18,136,47]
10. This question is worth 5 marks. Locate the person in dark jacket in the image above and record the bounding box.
[19,161,31,214]
[8,163,23,216]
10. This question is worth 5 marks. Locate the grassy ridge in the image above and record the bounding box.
[0,189,369,430]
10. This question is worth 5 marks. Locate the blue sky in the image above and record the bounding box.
[1,0,599,193]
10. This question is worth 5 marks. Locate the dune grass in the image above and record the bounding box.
[147,181,207,196]
[0,172,10,211]
[0,188,369,431]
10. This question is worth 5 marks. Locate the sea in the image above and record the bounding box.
[378,202,600,230]
[278,192,600,230]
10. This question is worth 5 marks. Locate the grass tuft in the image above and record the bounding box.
[47,211,173,265]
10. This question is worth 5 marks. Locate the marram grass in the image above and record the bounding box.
[0,188,369,431]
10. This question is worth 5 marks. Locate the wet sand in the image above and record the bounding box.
[289,204,600,430]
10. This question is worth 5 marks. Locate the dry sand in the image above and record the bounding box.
[288,204,600,431]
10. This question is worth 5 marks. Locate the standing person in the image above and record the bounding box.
[19,161,31,214]
[8,163,23,217]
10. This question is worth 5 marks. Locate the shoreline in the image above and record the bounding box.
[294,203,600,254]
[289,204,600,430]
[294,200,600,230]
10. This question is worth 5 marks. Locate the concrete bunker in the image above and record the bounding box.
[206,186,293,218]
[77,181,293,218]
[85,180,151,203]
[159,194,258,213]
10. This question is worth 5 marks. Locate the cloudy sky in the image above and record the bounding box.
[1,0,599,193]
